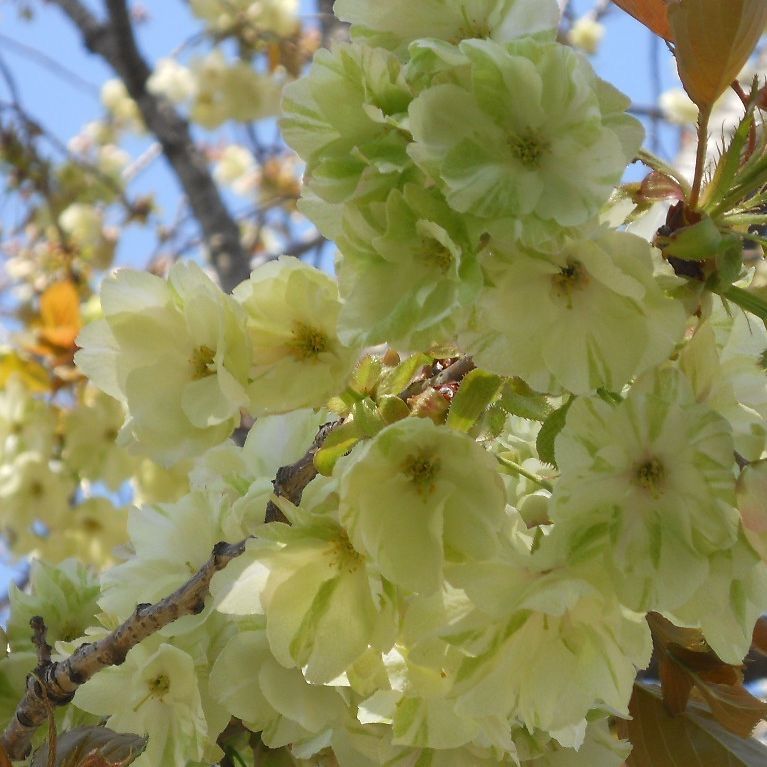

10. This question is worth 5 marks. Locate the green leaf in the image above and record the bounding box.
[715,285,767,323]
[500,379,553,422]
[32,727,147,767]
[712,239,745,289]
[378,353,431,397]
[351,398,385,438]
[536,397,574,468]
[663,216,725,261]
[314,421,361,476]
[378,394,410,424]
[352,355,383,396]
[623,682,767,767]
[446,369,502,432]
[703,110,755,212]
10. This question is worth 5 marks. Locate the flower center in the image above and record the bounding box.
[150,673,170,697]
[329,532,363,574]
[421,236,453,273]
[133,672,171,711]
[289,321,329,361]
[402,452,441,495]
[81,517,102,533]
[633,456,666,497]
[551,259,590,307]
[189,345,216,380]
[508,130,549,169]
[456,8,491,39]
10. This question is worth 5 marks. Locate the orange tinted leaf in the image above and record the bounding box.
[611,0,674,40]
[624,682,767,766]
[669,0,767,109]
[648,612,709,652]
[660,655,694,715]
[0,351,50,392]
[668,644,741,683]
[39,280,81,350]
[693,683,767,739]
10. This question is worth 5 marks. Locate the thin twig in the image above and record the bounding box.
[0,33,101,96]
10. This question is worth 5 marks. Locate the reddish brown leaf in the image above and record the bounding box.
[648,612,709,652]
[640,170,686,202]
[692,683,767,739]
[660,655,694,715]
[31,727,146,767]
[611,0,674,40]
[669,0,767,109]
[624,682,767,766]
[668,644,742,684]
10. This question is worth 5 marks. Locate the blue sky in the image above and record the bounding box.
[0,1,692,597]
[0,0,686,273]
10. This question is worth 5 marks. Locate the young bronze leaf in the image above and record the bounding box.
[624,683,767,766]
[640,170,686,202]
[648,612,709,652]
[669,0,767,109]
[611,0,674,39]
[659,655,695,715]
[31,727,147,767]
[691,683,767,739]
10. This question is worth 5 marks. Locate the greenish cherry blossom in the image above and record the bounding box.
[334,0,560,52]
[462,227,687,394]
[551,368,739,612]
[336,184,482,349]
[281,43,415,205]
[233,258,359,415]
[337,418,507,595]
[75,261,251,464]
[407,38,642,233]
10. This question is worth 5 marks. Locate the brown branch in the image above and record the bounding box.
[0,354,476,757]
[317,0,348,48]
[48,0,251,293]
[0,414,345,759]
[265,420,342,523]
[0,538,246,760]
[30,617,52,668]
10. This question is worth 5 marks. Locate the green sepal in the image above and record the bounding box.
[314,421,362,476]
[663,216,725,262]
[446,368,502,433]
[378,394,410,424]
[500,378,554,421]
[714,284,767,324]
[711,238,745,290]
[702,109,754,213]
[536,396,574,468]
[352,398,386,437]
[378,353,431,396]
[352,355,383,397]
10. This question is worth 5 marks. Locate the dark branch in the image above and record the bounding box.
[48,0,251,292]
